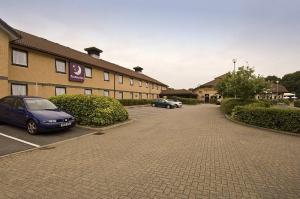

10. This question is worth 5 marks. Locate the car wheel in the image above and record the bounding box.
[152,103,156,107]
[27,120,39,135]
[175,105,179,108]
[166,105,171,109]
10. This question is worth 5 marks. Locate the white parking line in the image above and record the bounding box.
[0,132,40,148]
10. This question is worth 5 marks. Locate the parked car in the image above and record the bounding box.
[167,99,183,108]
[151,98,176,109]
[0,96,75,135]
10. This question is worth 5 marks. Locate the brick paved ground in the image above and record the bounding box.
[0,105,299,199]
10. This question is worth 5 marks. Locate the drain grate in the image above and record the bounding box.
[93,131,105,135]
[38,146,56,150]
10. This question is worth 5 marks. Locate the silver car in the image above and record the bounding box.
[167,99,182,108]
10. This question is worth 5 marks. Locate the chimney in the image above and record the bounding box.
[84,47,103,59]
[133,66,143,73]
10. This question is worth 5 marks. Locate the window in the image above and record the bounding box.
[12,84,27,96]
[139,93,142,99]
[117,91,123,99]
[130,78,134,86]
[84,89,92,95]
[104,90,109,97]
[0,97,15,108]
[130,92,134,99]
[146,93,148,99]
[139,81,142,87]
[104,72,109,81]
[14,99,25,110]
[118,75,123,84]
[12,49,28,67]
[85,67,92,78]
[146,82,148,88]
[156,85,159,90]
[55,59,66,73]
[55,87,66,96]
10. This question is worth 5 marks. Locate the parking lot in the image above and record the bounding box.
[0,105,167,157]
[0,124,94,157]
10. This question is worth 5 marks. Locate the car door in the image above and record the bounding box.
[0,97,15,123]
[11,98,28,127]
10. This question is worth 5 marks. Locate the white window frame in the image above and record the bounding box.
[130,78,134,86]
[84,89,92,95]
[104,90,109,97]
[55,87,66,96]
[139,81,142,87]
[85,67,92,78]
[117,91,123,99]
[55,59,66,73]
[104,72,110,81]
[11,84,27,96]
[146,82,148,88]
[118,75,123,84]
[12,49,28,67]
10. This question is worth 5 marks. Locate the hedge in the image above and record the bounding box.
[232,106,300,133]
[49,95,128,126]
[118,99,154,106]
[295,100,300,108]
[169,96,199,105]
[270,99,290,105]
[220,98,271,115]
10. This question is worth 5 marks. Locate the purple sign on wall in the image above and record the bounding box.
[69,62,84,82]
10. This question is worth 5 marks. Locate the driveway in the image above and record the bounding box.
[0,105,300,198]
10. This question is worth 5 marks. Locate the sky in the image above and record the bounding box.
[1,0,299,88]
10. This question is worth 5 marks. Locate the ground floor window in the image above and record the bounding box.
[104,90,109,97]
[130,92,134,99]
[139,93,142,99]
[117,91,123,99]
[55,87,66,96]
[11,84,27,96]
[84,89,92,95]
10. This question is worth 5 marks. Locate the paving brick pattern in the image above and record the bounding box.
[0,105,299,198]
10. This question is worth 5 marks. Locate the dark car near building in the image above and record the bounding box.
[151,98,176,109]
[0,96,75,135]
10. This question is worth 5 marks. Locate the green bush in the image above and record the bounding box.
[49,95,128,126]
[170,96,199,105]
[220,98,256,115]
[118,99,154,106]
[294,100,300,108]
[232,106,300,133]
[271,99,290,105]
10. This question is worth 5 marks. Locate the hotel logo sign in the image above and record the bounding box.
[69,62,84,82]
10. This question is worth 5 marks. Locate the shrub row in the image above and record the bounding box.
[270,99,290,105]
[232,106,300,133]
[169,96,199,105]
[295,100,300,108]
[118,99,154,106]
[49,95,128,126]
[221,98,272,114]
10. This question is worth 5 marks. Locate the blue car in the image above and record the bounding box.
[0,96,75,135]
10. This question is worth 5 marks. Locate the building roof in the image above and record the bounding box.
[160,88,197,96]
[194,73,228,90]
[270,83,288,93]
[0,18,167,87]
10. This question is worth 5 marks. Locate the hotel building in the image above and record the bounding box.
[0,19,167,99]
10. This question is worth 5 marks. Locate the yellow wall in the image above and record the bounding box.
[0,29,9,98]
[6,45,165,99]
[194,87,221,102]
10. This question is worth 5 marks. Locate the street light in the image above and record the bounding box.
[232,59,237,72]
[232,59,237,98]
[276,80,279,99]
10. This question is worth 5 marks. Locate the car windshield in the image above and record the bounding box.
[24,98,57,111]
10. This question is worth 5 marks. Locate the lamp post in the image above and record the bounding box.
[232,59,237,72]
[276,80,279,99]
[232,59,237,98]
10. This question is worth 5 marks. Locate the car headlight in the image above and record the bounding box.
[43,120,57,123]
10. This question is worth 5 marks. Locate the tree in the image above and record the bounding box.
[281,71,300,97]
[265,75,281,83]
[217,66,269,100]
